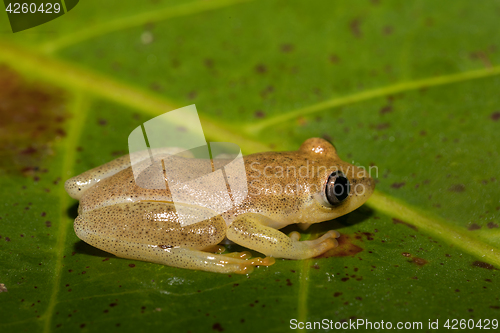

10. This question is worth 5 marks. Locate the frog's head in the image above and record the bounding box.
[244,137,375,226]
[295,137,375,223]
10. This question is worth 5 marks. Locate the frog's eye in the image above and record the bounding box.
[326,171,350,205]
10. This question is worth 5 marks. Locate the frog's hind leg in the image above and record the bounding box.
[75,202,274,274]
[65,147,191,199]
[108,239,274,274]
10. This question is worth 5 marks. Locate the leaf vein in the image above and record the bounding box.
[39,0,255,54]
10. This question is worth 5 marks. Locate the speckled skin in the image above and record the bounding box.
[65,138,375,274]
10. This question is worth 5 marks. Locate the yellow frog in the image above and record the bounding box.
[65,138,374,274]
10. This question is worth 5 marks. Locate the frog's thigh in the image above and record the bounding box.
[65,147,190,199]
[226,214,340,259]
[75,202,268,273]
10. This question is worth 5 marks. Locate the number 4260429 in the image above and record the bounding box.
[5,2,61,14]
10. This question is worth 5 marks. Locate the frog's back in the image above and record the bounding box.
[77,154,242,214]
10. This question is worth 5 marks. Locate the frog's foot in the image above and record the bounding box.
[288,230,339,256]
[299,230,340,256]
[221,251,275,274]
[227,217,340,260]
[201,247,275,272]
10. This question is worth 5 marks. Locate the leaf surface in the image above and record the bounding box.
[1,1,500,332]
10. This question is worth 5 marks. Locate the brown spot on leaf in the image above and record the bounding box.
[129,264,135,268]
[260,85,274,98]
[255,64,267,74]
[468,223,481,231]
[487,222,498,229]
[212,323,224,331]
[490,305,500,310]
[0,66,68,174]
[254,111,265,118]
[318,234,363,258]
[204,58,214,68]
[391,182,405,189]
[392,218,418,231]
[349,18,362,38]
[334,292,342,297]
[286,279,292,286]
[297,117,307,126]
[448,184,465,193]
[149,83,162,92]
[280,44,294,53]
[412,257,428,266]
[329,54,340,64]
[380,104,392,114]
[491,112,500,121]
[472,261,495,270]
[376,123,390,130]
[322,134,332,142]
[362,232,374,240]
[470,51,492,68]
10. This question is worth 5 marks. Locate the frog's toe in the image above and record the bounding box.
[301,230,340,256]
[318,230,340,241]
[220,251,276,274]
[289,231,301,241]
[223,251,252,259]
[204,244,226,254]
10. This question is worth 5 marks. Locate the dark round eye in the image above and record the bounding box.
[326,171,350,205]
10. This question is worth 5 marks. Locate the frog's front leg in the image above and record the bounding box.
[75,202,273,274]
[226,214,339,259]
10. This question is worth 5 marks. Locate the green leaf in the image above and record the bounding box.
[1,0,500,332]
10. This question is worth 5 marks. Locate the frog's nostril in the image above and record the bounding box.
[326,172,350,205]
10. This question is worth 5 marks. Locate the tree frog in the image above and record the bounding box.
[65,138,374,274]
